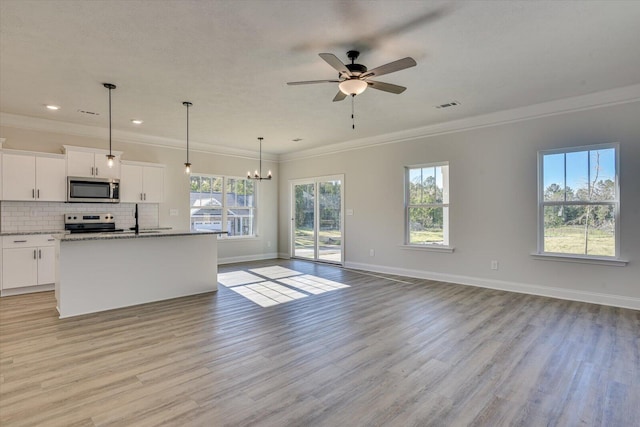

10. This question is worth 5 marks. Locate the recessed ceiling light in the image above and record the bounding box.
[131,119,143,125]
[46,104,60,110]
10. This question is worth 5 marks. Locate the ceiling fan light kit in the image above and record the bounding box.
[338,79,368,96]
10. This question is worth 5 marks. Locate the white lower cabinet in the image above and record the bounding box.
[2,235,57,290]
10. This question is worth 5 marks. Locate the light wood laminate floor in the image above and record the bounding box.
[1,259,638,426]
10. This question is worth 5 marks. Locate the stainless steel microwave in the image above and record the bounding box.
[67,177,120,203]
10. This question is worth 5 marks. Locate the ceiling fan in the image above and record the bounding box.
[287,50,417,102]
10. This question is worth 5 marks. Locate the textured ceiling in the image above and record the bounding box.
[1,0,640,155]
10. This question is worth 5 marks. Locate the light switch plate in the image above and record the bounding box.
[169,209,179,216]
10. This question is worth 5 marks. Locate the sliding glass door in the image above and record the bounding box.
[291,175,344,264]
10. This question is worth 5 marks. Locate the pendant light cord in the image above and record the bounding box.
[259,137,263,178]
[108,87,112,155]
[186,104,189,164]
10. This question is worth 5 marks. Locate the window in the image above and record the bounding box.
[538,144,619,258]
[190,174,256,237]
[405,163,449,246]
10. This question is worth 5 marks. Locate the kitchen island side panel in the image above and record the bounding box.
[57,234,217,318]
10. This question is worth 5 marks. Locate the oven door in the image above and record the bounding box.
[67,177,120,203]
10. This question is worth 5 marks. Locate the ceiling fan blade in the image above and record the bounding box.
[319,53,352,76]
[367,80,407,94]
[287,80,340,85]
[333,91,348,102]
[361,57,417,78]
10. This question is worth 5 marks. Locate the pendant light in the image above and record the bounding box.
[247,137,272,181]
[103,83,116,167]
[183,101,192,174]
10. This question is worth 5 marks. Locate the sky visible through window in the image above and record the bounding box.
[543,148,615,194]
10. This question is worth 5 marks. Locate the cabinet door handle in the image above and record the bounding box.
[140,193,143,201]
[91,166,94,176]
[39,249,42,259]
[144,193,146,201]
[37,189,40,199]
[34,249,37,259]
[32,189,35,198]
[96,167,99,176]
[13,240,27,243]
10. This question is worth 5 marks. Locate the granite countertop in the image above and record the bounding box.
[59,229,225,242]
[1,230,68,236]
[1,227,172,237]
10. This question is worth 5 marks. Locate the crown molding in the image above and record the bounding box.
[279,84,640,162]
[3,84,639,164]
[0,112,277,161]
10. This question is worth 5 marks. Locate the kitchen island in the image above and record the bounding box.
[55,230,222,318]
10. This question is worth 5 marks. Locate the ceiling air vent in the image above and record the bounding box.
[434,101,461,109]
[77,109,100,116]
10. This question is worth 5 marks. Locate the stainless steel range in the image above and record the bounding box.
[64,213,123,234]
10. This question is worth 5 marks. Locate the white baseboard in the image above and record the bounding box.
[277,252,291,259]
[1,283,54,297]
[218,252,279,265]
[344,261,640,311]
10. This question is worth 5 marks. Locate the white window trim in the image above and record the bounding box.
[404,162,450,247]
[190,173,258,239]
[535,142,622,263]
[400,244,455,253]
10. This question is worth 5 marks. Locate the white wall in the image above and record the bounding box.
[0,126,279,263]
[278,101,640,309]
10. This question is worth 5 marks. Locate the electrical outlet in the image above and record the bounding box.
[491,260,499,270]
[169,209,178,216]
[369,249,375,257]
[346,209,354,216]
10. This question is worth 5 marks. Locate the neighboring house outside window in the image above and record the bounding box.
[538,143,619,258]
[405,163,450,246]
[190,174,256,237]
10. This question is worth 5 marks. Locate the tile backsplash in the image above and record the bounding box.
[0,201,159,232]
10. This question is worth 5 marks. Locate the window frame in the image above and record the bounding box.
[536,142,621,260]
[189,173,258,239]
[404,162,451,248]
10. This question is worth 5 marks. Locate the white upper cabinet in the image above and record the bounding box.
[120,162,165,203]
[1,152,66,201]
[65,146,121,179]
[36,156,66,201]
[142,165,164,203]
[2,153,35,200]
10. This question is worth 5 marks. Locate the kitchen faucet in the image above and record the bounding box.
[134,203,139,235]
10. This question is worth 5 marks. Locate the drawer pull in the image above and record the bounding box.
[13,240,28,243]
[34,249,37,259]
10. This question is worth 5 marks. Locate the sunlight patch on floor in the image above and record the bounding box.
[278,274,350,294]
[228,281,307,307]
[220,266,350,307]
[217,271,265,287]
